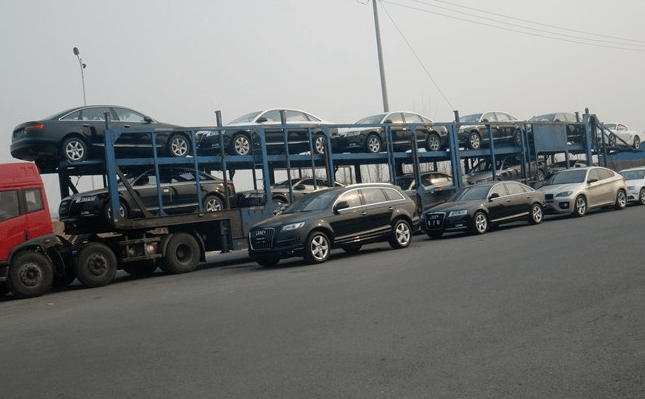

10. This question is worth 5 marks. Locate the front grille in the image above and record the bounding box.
[249,228,275,250]
[425,213,445,229]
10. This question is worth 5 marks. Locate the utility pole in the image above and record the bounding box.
[372,0,389,112]
[73,47,87,106]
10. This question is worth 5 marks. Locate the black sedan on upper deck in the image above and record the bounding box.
[11,105,191,165]
[423,181,545,238]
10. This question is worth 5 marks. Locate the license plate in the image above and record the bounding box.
[426,214,443,228]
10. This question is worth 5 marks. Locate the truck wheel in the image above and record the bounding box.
[123,260,158,277]
[8,252,54,299]
[75,242,117,288]
[161,233,199,274]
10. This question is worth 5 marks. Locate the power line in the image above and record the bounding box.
[378,1,455,110]
[382,0,645,52]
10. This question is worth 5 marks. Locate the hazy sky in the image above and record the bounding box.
[1,0,644,202]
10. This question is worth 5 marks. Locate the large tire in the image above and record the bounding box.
[389,219,412,249]
[365,133,382,153]
[572,195,587,217]
[313,133,326,155]
[230,133,251,156]
[614,189,627,210]
[425,132,441,151]
[160,233,200,274]
[75,242,117,288]
[61,136,88,162]
[467,131,481,150]
[167,134,190,157]
[303,231,330,264]
[529,203,543,225]
[7,252,53,298]
[203,194,224,212]
[123,260,158,277]
[472,211,488,234]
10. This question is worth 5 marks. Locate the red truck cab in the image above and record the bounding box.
[0,163,57,298]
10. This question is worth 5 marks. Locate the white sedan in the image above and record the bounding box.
[619,166,645,205]
[603,123,643,150]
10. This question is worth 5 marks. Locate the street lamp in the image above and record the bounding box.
[73,47,87,106]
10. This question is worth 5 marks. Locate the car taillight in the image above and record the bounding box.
[26,124,44,131]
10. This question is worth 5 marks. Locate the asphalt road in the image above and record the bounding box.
[1,206,644,399]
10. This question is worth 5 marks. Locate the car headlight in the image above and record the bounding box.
[281,222,305,232]
[448,210,467,217]
[76,195,98,203]
[344,130,360,137]
[555,191,573,198]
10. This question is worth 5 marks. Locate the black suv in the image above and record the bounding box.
[248,183,419,266]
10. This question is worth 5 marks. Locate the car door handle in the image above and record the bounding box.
[83,124,90,127]
[389,206,394,211]
[361,211,367,216]
[124,125,131,128]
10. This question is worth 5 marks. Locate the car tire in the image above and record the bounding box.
[639,187,645,205]
[614,189,627,210]
[123,260,158,277]
[160,233,200,274]
[608,134,617,147]
[7,251,54,299]
[426,231,443,239]
[633,136,641,150]
[512,129,522,146]
[255,256,280,267]
[75,242,117,288]
[389,219,412,249]
[468,132,481,150]
[313,133,326,155]
[167,134,190,157]
[425,132,442,151]
[472,211,488,234]
[230,133,251,156]
[104,199,128,221]
[341,243,362,254]
[365,133,382,153]
[203,194,224,212]
[303,230,330,264]
[61,136,89,163]
[572,195,587,217]
[529,203,543,225]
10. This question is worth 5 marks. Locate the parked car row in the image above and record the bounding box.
[15,106,636,167]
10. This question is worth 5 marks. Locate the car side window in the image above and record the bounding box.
[114,107,147,123]
[482,112,497,122]
[285,111,309,122]
[337,190,361,208]
[261,111,282,122]
[496,113,511,122]
[361,188,388,205]
[589,169,602,181]
[80,107,111,121]
[388,113,405,124]
[60,110,82,121]
[598,169,614,180]
[383,188,405,201]
[489,184,508,198]
[0,190,20,221]
[504,182,526,195]
[404,113,423,123]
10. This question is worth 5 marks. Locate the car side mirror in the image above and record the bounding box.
[488,193,500,201]
[256,117,268,123]
[294,185,305,191]
[383,119,393,124]
[482,119,489,123]
[144,116,153,123]
[333,200,349,213]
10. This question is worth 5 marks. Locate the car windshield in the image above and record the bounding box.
[229,111,262,125]
[620,170,645,180]
[459,114,483,124]
[451,185,490,201]
[546,169,587,185]
[530,114,556,122]
[604,124,617,130]
[283,190,337,213]
[356,114,386,125]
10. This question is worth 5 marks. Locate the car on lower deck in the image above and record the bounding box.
[423,181,545,238]
[248,183,419,266]
[538,166,627,217]
[59,167,236,234]
[11,105,191,166]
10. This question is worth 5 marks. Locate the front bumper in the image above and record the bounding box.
[543,195,573,213]
[248,227,306,258]
[424,212,471,233]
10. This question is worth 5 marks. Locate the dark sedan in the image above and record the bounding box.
[457,111,522,150]
[423,181,545,238]
[248,183,419,266]
[59,167,236,233]
[198,108,337,156]
[11,105,191,165]
[333,111,447,153]
[237,177,344,209]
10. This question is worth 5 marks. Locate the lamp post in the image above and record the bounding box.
[73,47,87,106]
